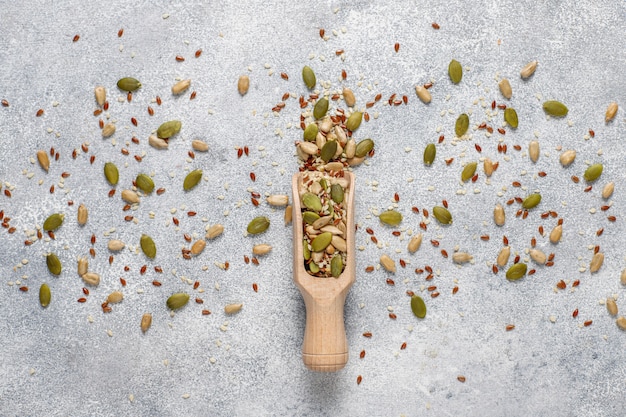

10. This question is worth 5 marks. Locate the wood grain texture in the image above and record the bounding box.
[292,172,356,372]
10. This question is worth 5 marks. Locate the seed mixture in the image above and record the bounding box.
[0,8,624,412]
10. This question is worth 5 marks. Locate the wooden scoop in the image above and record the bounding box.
[291,171,356,372]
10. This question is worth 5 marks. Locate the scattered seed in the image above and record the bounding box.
[607,298,618,316]
[494,203,505,226]
[346,111,362,132]
[43,213,64,231]
[252,244,272,256]
[156,120,182,139]
[522,193,541,209]
[605,102,618,123]
[167,293,189,310]
[225,303,243,315]
[313,97,329,119]
[432,206,452,225]
[183,169,203,191]
[405,234,422,254]
[423,143,436,166]
[82,272,100,286]
[39,283,51,307]
[36,150,50,172]
[415,85,432,104]
[410,295,427,318]
[529,248,547,265]
[247,216,270,235]
[172,79,191,95]
[354,138,374,158]
[379,254,396,273]
[448,59,462,84]
[590,252,604,273]
[504,108,518,128]
[237,75,250,95]
[107,291,123,304]
[452,252,472,264]
[520,60,538,79]
[117,77,141,92]
[206,224,224,240]
[543,100,568,117]
[136,173,155,194]
[455,113,469,137]
[583,163,603,182]
[379,210,402,226]
[506,263,527,280]
[140,313,152,333]
[302,66,316,89]
[140,234,157,259]
[602,182,614,199]
[74,204,88,226]
[498,78,512,99]
[461,162,477,182]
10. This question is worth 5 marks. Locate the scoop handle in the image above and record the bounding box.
[299,288,349,372]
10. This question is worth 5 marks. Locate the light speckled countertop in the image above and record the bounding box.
[1,1,625,416]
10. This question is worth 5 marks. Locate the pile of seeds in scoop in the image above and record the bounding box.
[295,65,378,278]
[298,171,350,277]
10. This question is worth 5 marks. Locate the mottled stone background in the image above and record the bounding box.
[1,1,625,416]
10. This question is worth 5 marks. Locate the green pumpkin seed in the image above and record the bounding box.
[411,295,427,318]
[522,193,541,209]
[313,97,329,120]
[117,77,142,92]
[140,234,157,259]
[302,211,320,224]
[183,169,202,191]
[455,113,469,137]
[156,120,182,139]
[247,216,270,234]
[311,232,332,252]
[330,184,344,203]
[355,138,374,158]
[584,164,603,182]
[379,210,402,226]
[433,206,453,225]
[303,239,311,260]
[346,112,362,132]
[543,101,568,117]
[303,124,319,141]
[166,293,190,310]
[331,255,343,278]
[302,66,316,89]
[504,108,519,128]
[43,213,64,231]
[302,193,322,212]
[39,283,51,307]
[461,162,477,182]
[506,263,527,280]
[104,162,119,186]
[423,143,436,166]
[320,140,337,163]
[319,178,328,191]
[448,59,462,84]
[136,173,155,194]
[309,261,320,274]
[46,253,62,276]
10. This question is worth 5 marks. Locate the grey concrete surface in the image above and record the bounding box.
[1,1,625,416]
